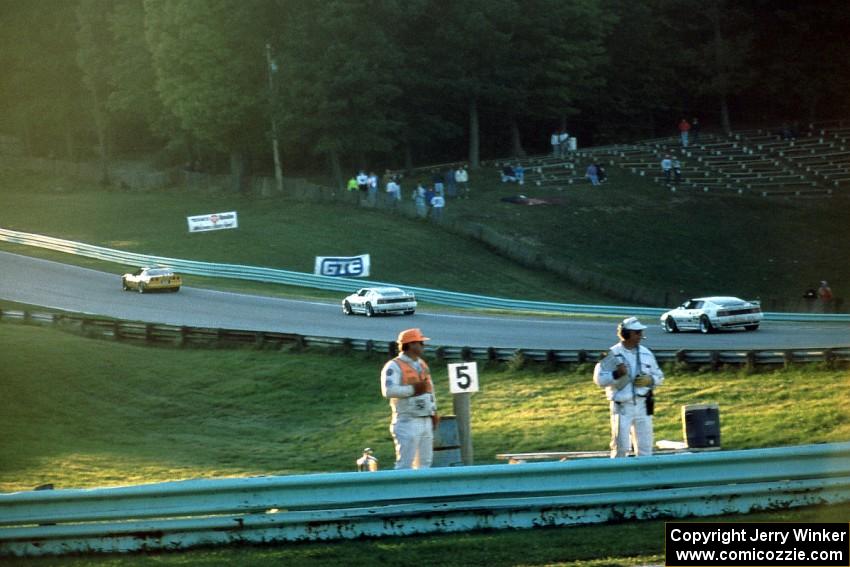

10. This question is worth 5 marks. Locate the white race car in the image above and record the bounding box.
[660,296,762,333]
[342,287,416,317]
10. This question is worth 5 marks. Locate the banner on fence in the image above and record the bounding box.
[187,211,238,233]
[314,254,371,277]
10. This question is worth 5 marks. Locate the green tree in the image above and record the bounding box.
[144,0,272,191]
[0,1,87,159]
[272,0,405,188]
[76,0,117,182]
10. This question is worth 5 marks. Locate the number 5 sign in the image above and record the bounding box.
[448,362,479,394]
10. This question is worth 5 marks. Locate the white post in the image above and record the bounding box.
[447,361,479,466]
[453,392,473,465]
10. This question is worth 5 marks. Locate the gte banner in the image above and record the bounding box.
[187,211,238,233]
[314,255,371,277]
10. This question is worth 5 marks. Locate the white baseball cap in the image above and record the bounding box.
[620,317,648,331]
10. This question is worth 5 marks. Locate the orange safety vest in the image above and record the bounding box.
[394,357,433,393]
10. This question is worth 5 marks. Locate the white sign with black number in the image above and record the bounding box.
[448,362,479,394]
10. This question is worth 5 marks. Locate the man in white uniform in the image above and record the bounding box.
[381,328,438,469]
[593,317,664,458]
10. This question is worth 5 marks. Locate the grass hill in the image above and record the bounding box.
[3,322,848,493]
[1,321,848,566]
[1,158,848,308]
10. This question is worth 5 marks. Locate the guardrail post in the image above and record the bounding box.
[435,346,446,362]
[577,350,588,363]
[180,326,190,346]
[825,348,836,369]
[783,350,794,369]
[255,332,266,348]
[388,341,398,357]
[460,347,472,361]
[745,351,756,371]
[145,324,153,343]
[487,347,499,363]
[113,321,121,341]
[710,351,721,370]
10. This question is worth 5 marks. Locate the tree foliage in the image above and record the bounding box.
[1,0,849,182]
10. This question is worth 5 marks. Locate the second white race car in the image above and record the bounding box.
[660,296,762,333]
[342,287,416,317]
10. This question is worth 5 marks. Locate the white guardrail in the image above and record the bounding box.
[1,442,849,557]
[1,227,848,321]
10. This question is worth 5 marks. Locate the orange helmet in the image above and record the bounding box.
[397,328,430,345]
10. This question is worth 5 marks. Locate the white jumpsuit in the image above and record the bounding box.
[593,343,664,458]
[381,354,437,469]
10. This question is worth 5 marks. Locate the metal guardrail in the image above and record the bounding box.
[3,309,849,366]
[2,227,848,322]
[1,442,848,556]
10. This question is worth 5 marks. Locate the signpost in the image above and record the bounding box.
[447,362,479,465]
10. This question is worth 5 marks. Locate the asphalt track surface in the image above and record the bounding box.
[1,251,847,351]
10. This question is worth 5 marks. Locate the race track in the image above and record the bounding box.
[1,251,847,351]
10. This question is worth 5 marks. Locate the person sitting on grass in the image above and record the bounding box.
[501,165,517,183]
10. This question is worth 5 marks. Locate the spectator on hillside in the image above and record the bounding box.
[551,131,560,157]
[501,165,517,183]
[678,118,691,147]
[595,163,607,184]
[386,177,401,206]
[818,280,834,311]
[425,185,436,213]
[671,157,682,184]
[586,163,600,186]
[347,176,359,192]
[660,155,673,184]
[444,168,457,198]
[356,170,369,193]
[414,184,428,218]
[455,166,470,198]
[432,171,444,196]
[367,172,378,204]
[691,117,701,144]
[430,193,445,221]
[559,130,570,158]
[514,163,525,185]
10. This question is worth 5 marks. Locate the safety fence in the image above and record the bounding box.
[2,227,848,322]
[1,442,848,556]
[2,309,848,367]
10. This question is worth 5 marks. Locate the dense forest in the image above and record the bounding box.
[1,0,849,188]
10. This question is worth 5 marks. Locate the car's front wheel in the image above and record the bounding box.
[699,315,714,334]
[138,283,146,294]
[343,301,353,315]
[664,317,678,333]
[365,302,374,317]
[405,309,415,316]
[744,324,759,331]
[122,278,129,291]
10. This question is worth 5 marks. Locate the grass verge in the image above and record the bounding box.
[1,322,848,565]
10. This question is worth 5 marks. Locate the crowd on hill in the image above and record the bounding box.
[346,166,470,220]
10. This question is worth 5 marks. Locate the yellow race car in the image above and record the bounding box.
[121,266,181,293]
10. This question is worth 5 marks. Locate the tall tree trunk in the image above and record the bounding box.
[712,2,732,134]
[90,91,110,185]
[404,143,414,173]
[229,148,245,192]
[509,116,526,158]
[329,148,343,192]
[468,97,480,169]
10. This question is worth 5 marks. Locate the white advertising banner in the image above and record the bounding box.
[314,254,371,277]
[187,211,238,233]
